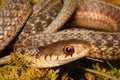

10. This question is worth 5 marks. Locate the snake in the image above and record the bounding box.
[0,0,120,68]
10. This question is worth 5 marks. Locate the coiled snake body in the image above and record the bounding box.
[0,0,120,68]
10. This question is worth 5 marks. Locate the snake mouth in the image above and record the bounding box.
[24,47,90,68]
[19,40,91,68]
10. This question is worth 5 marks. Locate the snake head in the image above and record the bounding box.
[26,39,91,68]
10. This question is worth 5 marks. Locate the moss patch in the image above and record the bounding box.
[0,53,60,80]
[1,53,120,80]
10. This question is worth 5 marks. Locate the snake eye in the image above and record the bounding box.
[63,45,74,56]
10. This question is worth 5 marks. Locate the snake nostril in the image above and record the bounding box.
[63,45,74,56]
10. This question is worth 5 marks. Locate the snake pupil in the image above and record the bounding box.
[66,47,72,53]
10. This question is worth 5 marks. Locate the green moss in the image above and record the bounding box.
[1,52,120,80]
[28,0,39,4]
[0,0,6,8]
[0,53,59,80]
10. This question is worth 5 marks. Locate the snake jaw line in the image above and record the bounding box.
[27,50,90,68]
[23,39,91,68]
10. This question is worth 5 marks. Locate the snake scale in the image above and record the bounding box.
[0,0,120,68]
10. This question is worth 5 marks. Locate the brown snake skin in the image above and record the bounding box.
[0,0,32,51]
[71,0,120,32]
[0,0,120,67]
[14,0,120,60]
